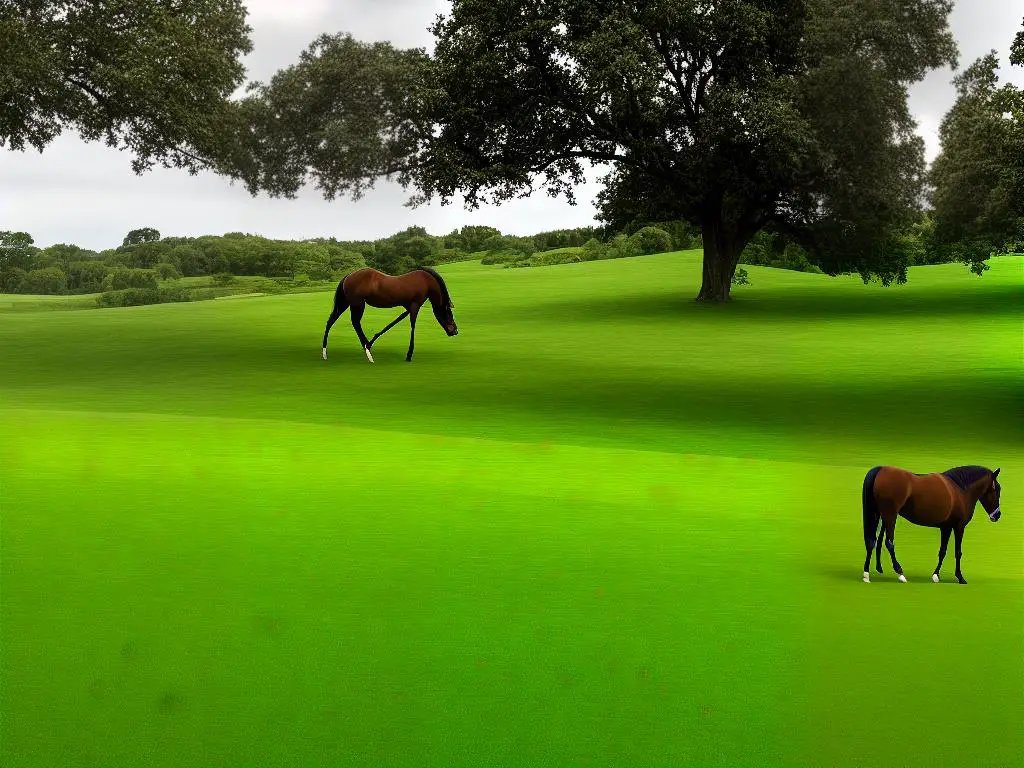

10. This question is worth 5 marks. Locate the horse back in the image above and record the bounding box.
[342,268,430,308]
[876,467,960,526]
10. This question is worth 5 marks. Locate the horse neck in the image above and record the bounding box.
[425,279,446,313]
[962,475,991,505]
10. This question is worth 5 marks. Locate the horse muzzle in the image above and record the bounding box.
[989,506,1001,522]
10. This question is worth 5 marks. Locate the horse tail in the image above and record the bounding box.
[862,466,883,548]
[322,275,352,359]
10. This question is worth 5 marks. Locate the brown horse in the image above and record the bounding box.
[321,267,458,363]
[861,465,1002,584]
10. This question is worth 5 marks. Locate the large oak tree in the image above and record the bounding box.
[1,0,251,174]
[928,20,1023,271]
[225,0,957,301]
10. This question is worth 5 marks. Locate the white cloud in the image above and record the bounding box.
[243,0,332,25]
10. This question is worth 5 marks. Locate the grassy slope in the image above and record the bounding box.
[1,251,1021,767]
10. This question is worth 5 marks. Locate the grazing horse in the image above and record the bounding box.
[321,267,458,363]
[861,465,1002,584]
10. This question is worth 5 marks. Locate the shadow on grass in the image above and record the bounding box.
[500,280,1022,324]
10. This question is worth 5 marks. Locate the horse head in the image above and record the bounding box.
[981,468,1002,522]
[429,293,458,337]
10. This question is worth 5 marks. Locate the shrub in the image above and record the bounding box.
[158,286,192,303]
[68,261,109,293]
[482,250,528,265]
[608,234,641,260]
[97,288,162,307]
[154,262,183,280]
[103,267,158,291]
[20,267,68,294]
[581,238,610,261]
[0,267,27,293]
[212,272,235,285]
[96,286,196,307]
[732,267,751,286]
[628,226,673,255]
[524,249,583,267]
[740,236,822,273]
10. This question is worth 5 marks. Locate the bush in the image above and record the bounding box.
[581,238,611,261]
[68,261,109,293]
[0,267,27,293]
[482,250,528,265]
[20,267,68,294]
[629,226,673,255]
[154,262,183,280]
[158,286,192,303]
[212,272,235,285]
[523,249,584,267]
[96,286,196,307]
[103,267,158,291]
[732,267,751,286]
[739,236,822,273]
[608,234,641,260]
[97,288,162,307]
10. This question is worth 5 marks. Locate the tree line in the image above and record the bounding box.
[3,210,987,298]
[0,223,683,296]
[3,2,1021,302]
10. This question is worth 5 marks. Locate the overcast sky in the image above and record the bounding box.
[3,1,1022,252]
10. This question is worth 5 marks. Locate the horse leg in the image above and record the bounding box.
[932,525,953,582]
[405,303,421,362]
[953,524,967,584]
[865,515,881,577]
[881,511,906,582]
[349,302,374,363]
[368,310,410,349]
[875,518,885,574]
[321,297,350,360]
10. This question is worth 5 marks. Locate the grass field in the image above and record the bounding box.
[1,251,1022,767]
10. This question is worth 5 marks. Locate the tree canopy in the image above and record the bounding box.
[223,0,958,301]
[0,0,251,174]
[929,19,1024,270]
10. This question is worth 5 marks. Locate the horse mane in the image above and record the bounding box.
[942,465,992,490]
[417,266,452,307]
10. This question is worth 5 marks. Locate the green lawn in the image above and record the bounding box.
[1,251,1021,767]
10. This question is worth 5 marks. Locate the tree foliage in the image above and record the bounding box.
[123,228,161,247]
[0,231,38,271]
[226,34,430,200]
[0,0,251,174]
[929,20,1024,272]
[223,0,957,301]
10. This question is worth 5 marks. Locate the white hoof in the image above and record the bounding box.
[932,573,940,583]
[863,572,870,583]
[364,347,375,363]
[898,574,907,583]
[322,347,328,360]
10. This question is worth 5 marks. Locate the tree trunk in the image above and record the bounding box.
[697,218,748,302]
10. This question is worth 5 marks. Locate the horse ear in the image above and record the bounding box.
[992,468,1000,479]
